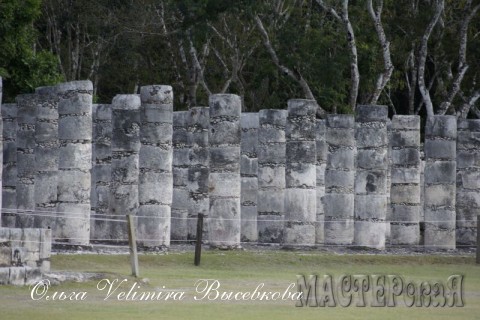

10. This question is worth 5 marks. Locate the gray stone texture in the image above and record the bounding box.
[34,86,59,231]
[91,104,112,242]
[283,100,316,246]
[257,109,287,243]
[109,94,140,242]
[0,78,2,225]
[171,111,189,242]
[208,94,241,248]
[385,119,392,243]
[0,227,51,272]
[390,115,421,245]
[354,105,389,249]
[324,114,355,245]
[15,94,37,228]
[138,85,173,247]
[424,116,457,249]
[456,119,480,245]
[56,81,93,245]
[187,107,209,240]
[2,103,17,227]
[240,113,259,242]
[316,119,327,244]
[0,227,50,285]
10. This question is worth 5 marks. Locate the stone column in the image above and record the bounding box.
[0,77,2,225]
[257,109,287,243]
[2,103,17,227]
[354,105,388,249]
[90,104,96,233]
[56,81,93,245]
[456,119,480,245]
[138,85,173,247]
[424,116,457,249]
[240,113,259,242]
[324,114,355,245]
[109,94,141,242]
[420,156,425,244]
[315,119,327,245]
[91,104,112,241]
[385,119,392,243]
[187,107,209,240]
[171,111,189,242]
[283,99,316,246]
[16,94,37,228]
[34,86,59,230]
[208,94,241,248]
[390,115,421,246]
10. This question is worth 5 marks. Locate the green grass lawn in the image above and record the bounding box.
[0,250,479,320]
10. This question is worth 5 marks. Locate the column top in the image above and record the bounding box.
[356,105,388,122]
[326,114,355,128]
[457,118,480,132]
[209,94,242,117]
[392,115,420,130]
[287,99,317,116]
[112,94,141,110]
[55,80,93,93]
[425,115,457,139]
[140,85,173,104]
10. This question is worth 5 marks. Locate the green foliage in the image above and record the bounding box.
[0,0,61,101]
[2,0,478,116]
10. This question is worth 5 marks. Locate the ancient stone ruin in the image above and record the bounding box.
[0,227,51,285]
[1,79,479,250]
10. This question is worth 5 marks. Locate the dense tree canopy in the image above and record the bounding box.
[1,0,479,118]
[0,0,61,100]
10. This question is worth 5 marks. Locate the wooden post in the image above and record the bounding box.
[194,214,204,266]
[477,215,480,264]
[127,215,139,277]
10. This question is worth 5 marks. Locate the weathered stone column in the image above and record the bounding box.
[385,119,392,243]
[424,116,457,249]
[2,103,17,227]
[90,104,97,232]
[456,119,480,245]
[324,114,355,245]
[16,94,37,228]
[91,104,112,241]
[34,86,59,230]
[240,113,259,242]
[109,94,141,242]
[315,119,327,245]
[257,109,287,243]
[420,156,425,244]
[187,107,209,240]
[171,111,189,242]
[138,85,173,247]
[0,77,2,224]
[390,115,421,246]
[354,105,388,249]
[208,94,241,248]
[283,99,316,246]
[56,81,93,245]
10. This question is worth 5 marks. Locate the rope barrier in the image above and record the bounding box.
[2,208,476,223]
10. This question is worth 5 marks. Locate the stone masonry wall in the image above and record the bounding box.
[1,80,479,250]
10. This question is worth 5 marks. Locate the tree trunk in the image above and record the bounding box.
[417,0,444,117]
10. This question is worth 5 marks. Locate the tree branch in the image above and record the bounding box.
[254,14,326,118]
[367,0,394,105]
[437,2,480,115]
[316,0,359,110]
[457,90,480,118]
[188,34,212,96]
[417,0,444,117]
